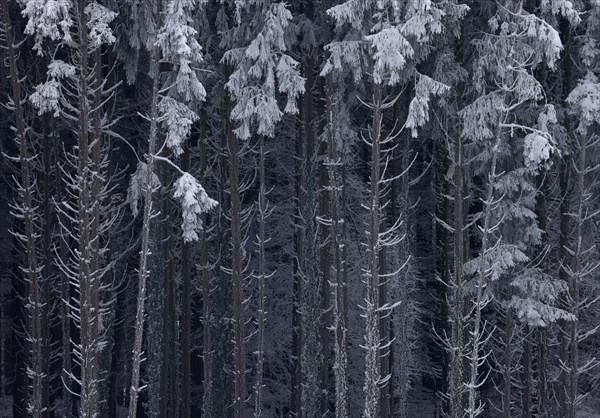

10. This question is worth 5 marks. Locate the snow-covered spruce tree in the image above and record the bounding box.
[222,2,304,415]
[116,0,165,415]
[1,1,48,416]
[457,2,579,415]
[325,1,462,416]
[125,0,217,416]
[564,70,600,418]
[551,6,600,416]
[429,9,476,418]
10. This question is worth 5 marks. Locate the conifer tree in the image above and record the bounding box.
[1,1,47,415]
[223,3,304,415]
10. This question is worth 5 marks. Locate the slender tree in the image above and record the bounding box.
[223,3,304,415]
[126,0,214,415]
[1,2,47,416]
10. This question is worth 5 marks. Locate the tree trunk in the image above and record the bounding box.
[396,121,412,418]
[319,118,332,418]
[227,89,246,418]
[147,167,165,418]
[449,83,466,418]
[1,2,46,416]
[503,302,513,418]
[54,132,73,417]
[467,126,502,418]
[291,113,303,418]
[322,16,349,411]
[535,171,549,418]
[127,39,161,418]
[300,65,323,418]
[181,147,192,418]
[523,328,533,418]
[200,112,214,418]
[162,192,178,417]
[568,133,586,418]
[364,83,383,418]
[558,16,572,418]
[255,135,267,417]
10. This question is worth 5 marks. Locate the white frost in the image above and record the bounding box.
[173,173,218,242]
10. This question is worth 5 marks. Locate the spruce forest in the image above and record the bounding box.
[2,0,600,417]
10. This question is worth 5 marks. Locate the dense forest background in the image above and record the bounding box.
[1,0,600,417]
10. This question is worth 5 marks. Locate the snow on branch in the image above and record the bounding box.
[173,173,218,242]
[224,2,305,140]
[127,162,161,217]
[29,80,61,116]
[405,73,449,137]
[326,0,366,30]
[567,72,600,135]
[156,0,206,103]
[540,0,581,25]
[524,105,557,171]
[401,0,445,43]
[158,97,198,156]
[47,60,76,79]
[365,27,413,85]
[85,2,117,48]
[20,0,73,52]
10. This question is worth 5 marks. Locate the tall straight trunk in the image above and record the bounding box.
[558,165,570,417]
[88,42,104,418]
[503,300,514,418]
[329,133,349,418]
[40,112,51,418]
[315,9,331,405]
[396,121,412,418]
[291,113,303,417]
[102,47,117,418]
[12,265,28,418]
[321,9,349,409]
[537,328,549,417]
[316,55,331,414]
[255,135,267,417]
[75,1,103,415]
[199,113,213,417]
[319,113,331,418]
[379,188,390,418]
[300,67,323,418]
[1,2,45,416]
[502,217,516,418]
[55,135,73,417]
[162,193,178,416]
[147,165,165,418]
[212,78,234,415]
[558,17,572,418]
[523,327,533,418]
[467,126,502,418]
[568,133,586,418]
[449,84,466,418]
[127,39,161,418]
[436,163,450,417]
[535,171,549,418]
[227,90,246,418]
[364,83,383,418]
[181,146,192,418]
[379,245,390,418]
